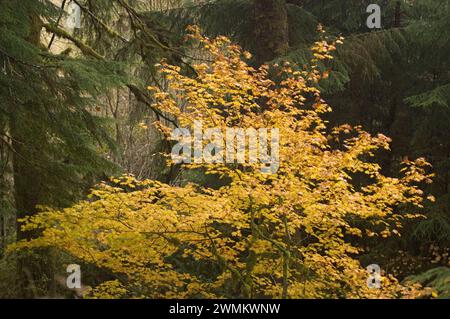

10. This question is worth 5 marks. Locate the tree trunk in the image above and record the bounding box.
[11,13,56,298]
[394,1,402,28]
[253,0,289,65]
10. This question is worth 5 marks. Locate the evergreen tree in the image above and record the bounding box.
[0,0,125,296]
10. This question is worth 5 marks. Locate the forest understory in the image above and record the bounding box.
[0,0,449,299]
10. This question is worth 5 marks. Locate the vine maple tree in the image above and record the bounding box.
[11,26,434,299]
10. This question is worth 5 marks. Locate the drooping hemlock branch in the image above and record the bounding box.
[42,23,178,128]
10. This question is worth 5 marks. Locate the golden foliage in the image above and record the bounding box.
[10,26,433,299]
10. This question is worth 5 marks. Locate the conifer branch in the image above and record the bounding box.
[43,23,104,59]
[48,0,68,49]
[72,0,130,43]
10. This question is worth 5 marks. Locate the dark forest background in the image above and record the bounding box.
[0,0,449,298]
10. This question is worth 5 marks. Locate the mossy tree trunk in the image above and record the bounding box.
[10,14,56,298]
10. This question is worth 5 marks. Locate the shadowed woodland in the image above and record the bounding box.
[0,0,449,299]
